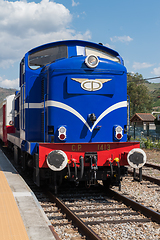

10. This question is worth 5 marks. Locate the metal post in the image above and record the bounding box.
[139,167,142,182]
[147,123,149,137]
[133,167,142,182]
[134,123,136,139]
[133,168,136,180]
[127,95,130,135]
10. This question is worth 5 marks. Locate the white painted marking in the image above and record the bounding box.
[13,192,32,197]
[46,100,91,131]
[26,100,127,132]
[91,101,127,131]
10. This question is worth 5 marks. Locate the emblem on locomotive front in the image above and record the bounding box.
[71,78,112,91]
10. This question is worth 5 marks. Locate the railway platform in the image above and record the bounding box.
[0,149,56,240]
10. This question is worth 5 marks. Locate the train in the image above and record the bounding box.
[0,40,146,193]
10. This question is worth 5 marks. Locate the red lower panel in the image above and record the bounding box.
[39,142,140,168]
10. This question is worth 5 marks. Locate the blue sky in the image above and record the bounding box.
[0,0,160,88]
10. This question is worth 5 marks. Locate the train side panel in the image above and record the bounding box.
[0,95,15,144]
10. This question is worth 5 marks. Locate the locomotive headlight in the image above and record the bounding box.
[85,54,99,68]
[114,125,123,140]
[127,148,146,169]
[46,150,68,171]
[58,126,67,141]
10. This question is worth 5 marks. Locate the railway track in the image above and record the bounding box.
[128,162,160,185]
[145,163,160,170]
[37,184,160,240]
[1,145,160,239]
[41,163,160,239]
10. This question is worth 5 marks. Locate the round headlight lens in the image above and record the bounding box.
[85,54,99,68]
[59,126,66,134]
[116,126,122,132]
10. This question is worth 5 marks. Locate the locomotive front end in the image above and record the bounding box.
[6,40,146,193]
[36,41,145,191]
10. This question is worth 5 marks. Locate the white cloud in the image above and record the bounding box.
[0,77,19,89]
[110,35,133,43]
[152,66,160,75]
[133,62,154,70]
[104,43,114,49]
[0,0,72,37]
[72,0,79,6]
[0,0,91,69]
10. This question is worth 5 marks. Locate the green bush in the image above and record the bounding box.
[131,136,160,150]
[144,138,154,149]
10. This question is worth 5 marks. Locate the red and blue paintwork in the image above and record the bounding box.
[0,40,142,190]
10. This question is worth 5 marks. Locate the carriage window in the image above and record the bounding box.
[85,47,120,63]
[29,45,68,69]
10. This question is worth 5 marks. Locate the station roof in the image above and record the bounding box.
[130,113,156,123]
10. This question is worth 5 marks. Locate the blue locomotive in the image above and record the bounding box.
[0,40,146,193]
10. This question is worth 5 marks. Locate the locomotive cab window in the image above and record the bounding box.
[28,45,68,69]
[85,47,120,64]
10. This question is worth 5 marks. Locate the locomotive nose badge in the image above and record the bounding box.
[71,78,112,92]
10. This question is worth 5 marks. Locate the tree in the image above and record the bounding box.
[127,72,153,117]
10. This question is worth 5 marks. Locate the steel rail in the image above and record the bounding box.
[108,189,160,224]
[46,191,102,240]
[128,169,160,185]
[48,225,62,240]
[145,163,160,170]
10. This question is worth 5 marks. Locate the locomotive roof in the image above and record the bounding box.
[27,40,120,58]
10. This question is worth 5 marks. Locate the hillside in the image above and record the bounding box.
[0,87,18,103]
[144,82,160,110]
[145,82,160,92]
